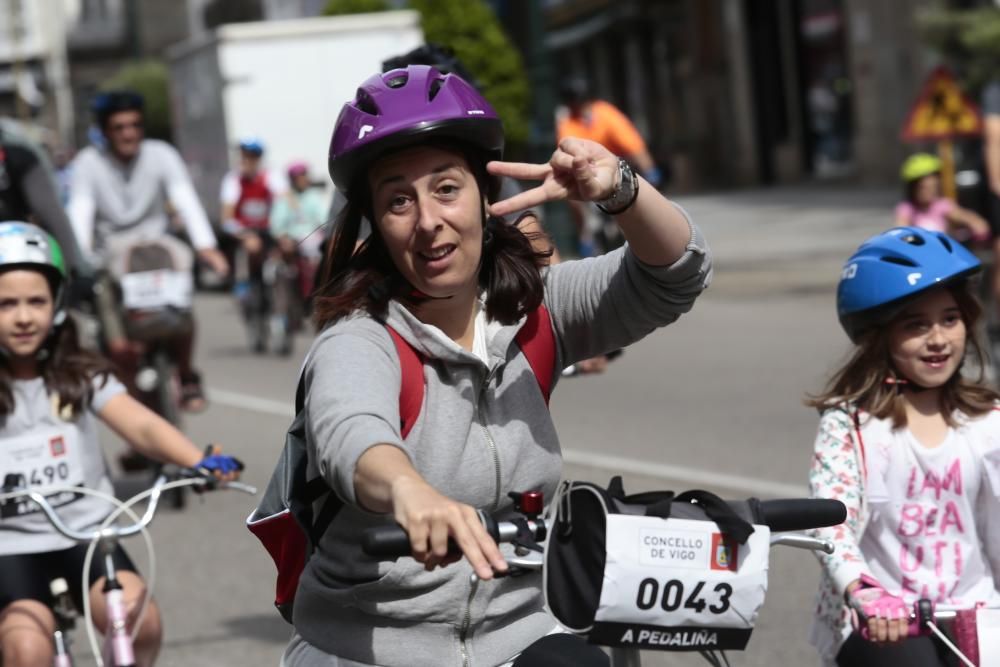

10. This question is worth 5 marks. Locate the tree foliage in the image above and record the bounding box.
[102,59,172,142]
[323,0,390,16]
[323,0,530,155]
[917,6,1000,93]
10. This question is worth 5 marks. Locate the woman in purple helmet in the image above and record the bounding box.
[284,65,712,667]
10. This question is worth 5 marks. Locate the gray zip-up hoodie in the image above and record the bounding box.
[291,212,711,667]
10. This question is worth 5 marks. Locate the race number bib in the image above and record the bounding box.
[0,426,84,518]
[590,515,770,651]
[121,270,193,310]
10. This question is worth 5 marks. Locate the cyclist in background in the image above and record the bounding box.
[220,138,288,350]
[66,91,228,413]
[806,227,1000,666]
[0,222,241,667]
[894,153,990,239]
[0,128,89,279]
[220,137,287,256]
[269,161,328,329]
[557,78,663,257]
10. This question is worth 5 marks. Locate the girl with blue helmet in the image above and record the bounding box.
[806,226,1000,666]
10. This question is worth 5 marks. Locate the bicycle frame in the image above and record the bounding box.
[0,474,256,667]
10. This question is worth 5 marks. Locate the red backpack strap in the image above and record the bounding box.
[385,326,425,439]
[515,304,557,405]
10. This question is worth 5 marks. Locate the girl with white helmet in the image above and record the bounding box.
[807,227,1000,666]
[0,222,242,667]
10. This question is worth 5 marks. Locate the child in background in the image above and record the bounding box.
[894,153,990,241]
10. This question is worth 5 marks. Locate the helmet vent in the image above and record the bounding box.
[355,90,380,116]
[880,256,918,267]
[386,74,409,89]
[428,77,444,101]
[900,233,925,246]
[937,235,953,252]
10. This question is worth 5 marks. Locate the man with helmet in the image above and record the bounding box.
[557,79,663,260]
[557,78,661,188]
[220,137,287,241]
[67,90,229,412]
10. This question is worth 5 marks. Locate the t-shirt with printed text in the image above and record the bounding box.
[0,373,126,555]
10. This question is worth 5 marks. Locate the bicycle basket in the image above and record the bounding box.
[110,240,195,342]
[543,477,771,652]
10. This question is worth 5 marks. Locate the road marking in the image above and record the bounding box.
[559,449,806,498]
[209,387,807,499]
[210,387,295,418]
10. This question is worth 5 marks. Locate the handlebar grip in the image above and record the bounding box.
[362,512,500,559]
[362,525,415,558]
[757,498,846,532]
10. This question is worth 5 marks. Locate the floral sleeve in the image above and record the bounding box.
[809,407,873,594]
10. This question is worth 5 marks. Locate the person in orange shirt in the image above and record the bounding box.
[557,79,663,257]
[557,79,662,187]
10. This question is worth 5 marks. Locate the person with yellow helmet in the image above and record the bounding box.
[894,153,990,240]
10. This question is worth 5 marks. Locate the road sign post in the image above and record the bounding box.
[900,67,983,199]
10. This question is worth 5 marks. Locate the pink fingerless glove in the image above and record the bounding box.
[847,574,908,635]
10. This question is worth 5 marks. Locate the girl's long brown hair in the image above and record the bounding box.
[0,316,115,422]
[806,283,1000,428]
[313,141,552,328]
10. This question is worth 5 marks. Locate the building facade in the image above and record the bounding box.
[504,0,945,190]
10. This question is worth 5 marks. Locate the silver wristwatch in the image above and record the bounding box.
[596,157,639,215]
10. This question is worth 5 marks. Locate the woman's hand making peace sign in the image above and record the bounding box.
[487,138,620,216]
[487,137,695,268]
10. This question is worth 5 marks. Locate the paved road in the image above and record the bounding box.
[79,185,896,666]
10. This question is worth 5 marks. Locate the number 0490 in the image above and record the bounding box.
[27,463,70,486]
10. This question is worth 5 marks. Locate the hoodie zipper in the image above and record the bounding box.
[477,367,503,511]
[459,369,499,667]
[458,573,480,667]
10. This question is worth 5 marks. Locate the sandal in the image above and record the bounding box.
[180,372,208,413]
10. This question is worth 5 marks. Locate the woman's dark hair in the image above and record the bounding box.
[806,282,999,428]
[0,313,115,422]
[313,141,552,328]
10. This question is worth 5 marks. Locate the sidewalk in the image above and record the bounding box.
[675,184,897,299]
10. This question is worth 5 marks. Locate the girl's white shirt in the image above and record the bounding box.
[809,406,1000,665]
[860,420,1000,608]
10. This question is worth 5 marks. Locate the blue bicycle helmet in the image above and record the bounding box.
[837,227,981,342]
[238,137,265,156]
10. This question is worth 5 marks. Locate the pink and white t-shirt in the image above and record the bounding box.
[894,198,954,233]
[860,417,1000,607]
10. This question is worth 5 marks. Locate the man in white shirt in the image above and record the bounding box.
[67,91,229,412]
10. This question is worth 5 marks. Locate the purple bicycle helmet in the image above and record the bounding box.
[328,65,503,193]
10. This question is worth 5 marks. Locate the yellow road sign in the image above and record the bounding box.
[901,67,982,142]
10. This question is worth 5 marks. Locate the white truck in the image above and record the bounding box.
[166,10,424,219]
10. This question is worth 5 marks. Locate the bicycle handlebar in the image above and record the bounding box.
[756,498,846,532]
[0,472,257,543]
[362,497,846,559]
